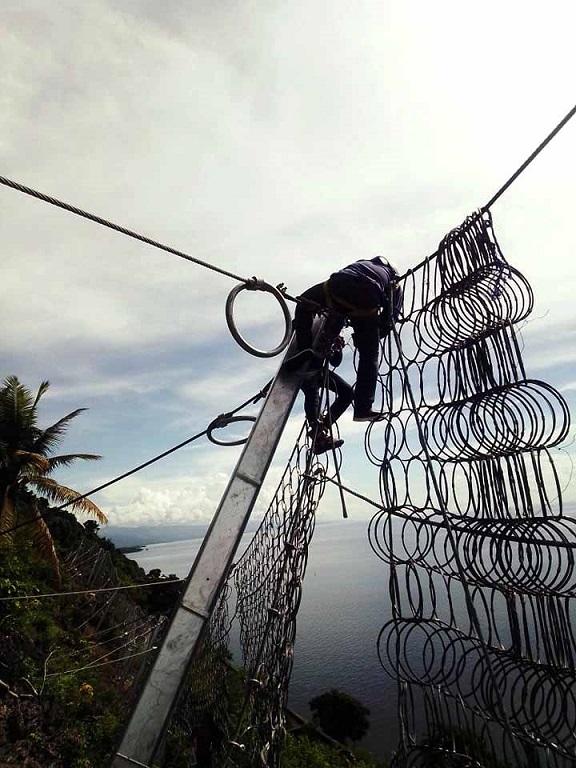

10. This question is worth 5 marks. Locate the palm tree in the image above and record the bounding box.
[0,375,106,584]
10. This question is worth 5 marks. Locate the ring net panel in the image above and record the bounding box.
[367,211,574,767]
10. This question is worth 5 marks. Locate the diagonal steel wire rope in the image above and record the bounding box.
[0,102,575,292]
[0,382,270,539]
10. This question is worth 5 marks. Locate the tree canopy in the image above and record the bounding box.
[0,375,105,584]
[309,688,371,744]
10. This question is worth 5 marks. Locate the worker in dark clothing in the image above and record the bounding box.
[289,257,402,422]
[301,335,353,454]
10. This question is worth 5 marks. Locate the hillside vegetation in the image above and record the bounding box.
[0,502,180,767]
[0,377,387,767]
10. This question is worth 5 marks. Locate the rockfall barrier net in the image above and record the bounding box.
[367,210,573,767]
[161,210,572,768]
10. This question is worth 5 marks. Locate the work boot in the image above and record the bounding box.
[353,409,385,423]
[312,431,344,455]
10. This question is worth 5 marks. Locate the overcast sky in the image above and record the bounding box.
[2,0,575,529]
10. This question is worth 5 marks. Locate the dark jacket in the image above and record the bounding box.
[334,257,402,320]
[336,256,395,293]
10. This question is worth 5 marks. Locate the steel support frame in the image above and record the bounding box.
[111,333,319,768]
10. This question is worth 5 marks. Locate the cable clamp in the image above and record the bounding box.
[253,380,273,403]
[302,469,325,482]
[245,276,268,291]
[210,412,232,429]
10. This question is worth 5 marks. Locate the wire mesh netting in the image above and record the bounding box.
[164,426,331,767]
[159,210,572,768]
[366,210,573,767]
[58,540,165,682]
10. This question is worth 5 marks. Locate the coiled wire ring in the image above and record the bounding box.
[207,414,257,446]
[226,279,292,358]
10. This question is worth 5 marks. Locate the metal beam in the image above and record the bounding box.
[111,336,315,767]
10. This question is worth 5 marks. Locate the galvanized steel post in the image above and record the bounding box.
[111,331,321,768]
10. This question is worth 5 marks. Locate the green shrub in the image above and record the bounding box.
[281,734,385,768]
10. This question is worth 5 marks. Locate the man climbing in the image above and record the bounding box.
[302,334,353,455]
[288,256,402,422]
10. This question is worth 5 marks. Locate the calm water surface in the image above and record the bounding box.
[131,519,397,759]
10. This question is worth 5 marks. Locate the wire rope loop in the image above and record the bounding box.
[225,280,292,358]
[207,415,257,447]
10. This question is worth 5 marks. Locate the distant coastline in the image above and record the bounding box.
[104,518,266,550]
[104,523,210,549]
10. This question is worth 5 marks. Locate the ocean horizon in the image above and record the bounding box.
[129,518,398,760]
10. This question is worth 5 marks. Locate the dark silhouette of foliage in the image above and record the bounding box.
[281,733,384,767]
[309,688,370,744]
[0,376,104,584]
[83,519,101,535]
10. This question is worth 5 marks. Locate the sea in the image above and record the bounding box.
[130,519,397,760]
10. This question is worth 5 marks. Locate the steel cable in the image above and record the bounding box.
[0,383,270,540]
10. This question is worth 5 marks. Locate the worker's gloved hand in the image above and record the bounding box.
[328,335,345,367]
[333,335,346,351]
[378,310,394,337]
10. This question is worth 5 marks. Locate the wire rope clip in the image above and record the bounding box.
[302,468,325,482]
[225,277,292,358]
[207,413,257,447]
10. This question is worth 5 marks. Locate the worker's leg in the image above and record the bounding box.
[325,371,354,424]
[293,283,326,350]
[325,273,382,418]
[351,316,380,414]
[302,373,345,455]
[302,376,321,427]
[309,372,346,455]
[287,283,343,373]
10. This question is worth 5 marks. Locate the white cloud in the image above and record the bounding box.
[176,362,278,414]
[2,0,575,526]
[104,471,229,526]
[520,322,576,374]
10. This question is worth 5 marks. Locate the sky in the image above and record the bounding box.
[2,0,575,531]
